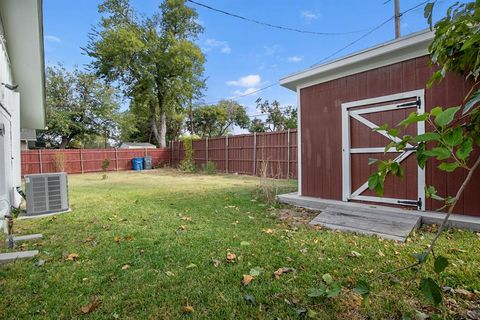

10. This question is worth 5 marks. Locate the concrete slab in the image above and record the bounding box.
[12,234,43,242]
[278,192,480,232]
[0,250,39,264]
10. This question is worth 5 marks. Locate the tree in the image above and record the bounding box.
[84,0,205,147]
[189,100,250,137]
[38,65,121,149]
[250,98,297,132]
[362,1,480,306]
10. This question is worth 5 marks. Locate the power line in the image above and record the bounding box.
[310,0,433,67]
[203,83,278,105]
[187,0,362,36]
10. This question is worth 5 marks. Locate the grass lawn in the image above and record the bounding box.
[1,170,479,319]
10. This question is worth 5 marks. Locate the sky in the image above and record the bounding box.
[43,0,460,125]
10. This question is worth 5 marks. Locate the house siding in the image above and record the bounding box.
[299,55,480,217]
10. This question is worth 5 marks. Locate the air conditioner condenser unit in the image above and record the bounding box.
[24,173,69,216]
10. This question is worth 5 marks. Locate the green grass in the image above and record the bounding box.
[1,170,479,319]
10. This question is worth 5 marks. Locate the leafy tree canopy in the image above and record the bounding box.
[38,65,121,149]
[249,98,297,132]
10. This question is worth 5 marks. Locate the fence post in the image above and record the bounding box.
[225,135,229,173]
[206,137,209,163]
[253,132,257,176]
[80,148,84,174]
[287,129,291,179]
[39,149,43,174]
[115,148,119,171]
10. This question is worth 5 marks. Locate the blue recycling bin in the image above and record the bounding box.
[132,157,144,171]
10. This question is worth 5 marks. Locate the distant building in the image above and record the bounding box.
[20,128,37,150]
[119,142,157,149]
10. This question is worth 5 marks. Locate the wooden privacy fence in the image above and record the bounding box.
[171,129,298,179]
[21,148,170,176]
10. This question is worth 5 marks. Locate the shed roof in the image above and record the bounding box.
[120,142,157,149]
[280,30,434,91]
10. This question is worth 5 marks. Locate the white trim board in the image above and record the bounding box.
[341,89,425,210]
[280,30,433,91]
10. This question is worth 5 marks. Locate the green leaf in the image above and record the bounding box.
[463,89,480,114]
[434,106,460,127]
[399,112,429,127]
[438,162,459,172]
[434,256,449,274]
[240,241,251,246]
[424,147,451,160]
[307,286,326,298]
[420,277,443,305]
[325,283,341,298]
[249,267,262,277]
[368,173,379,190]
[456,138,473,160]
[416,143,429,169]
[424,2,435,29]
[413,251,428,263]
[425,185,444,201]
[387,128,400,137]
[368,158,378,165]
[413,132,441,143]
[322,273,333,285]
[443,127,463,147]
[430,107,443,117]
[353,280,370,296]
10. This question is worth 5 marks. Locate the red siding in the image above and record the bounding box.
[300,55,479,216]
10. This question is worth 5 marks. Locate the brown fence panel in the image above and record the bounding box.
[21,148,170,176]
[171,130,297,179]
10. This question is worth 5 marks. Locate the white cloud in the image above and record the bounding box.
[233,87,259,96]
[301,11,319,20]
[204,38,231,54]
[227,74,261,88]
[288,56,303,63]
[45,35,61,43]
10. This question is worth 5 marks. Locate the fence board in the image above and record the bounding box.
[171,130,297,179]
[21,148,170,176]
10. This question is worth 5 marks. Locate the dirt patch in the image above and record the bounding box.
[276,207,319,228]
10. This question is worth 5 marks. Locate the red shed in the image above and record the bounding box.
[280,30,480,217]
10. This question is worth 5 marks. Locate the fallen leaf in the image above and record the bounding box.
[244,294,256,305]
[114,236,121,243]
[124,235,133,241]
[450,248,467,253]
[378,250,385,257]
[121,264,130,270]
[212,259,221,267]
[226,252,236,263]
[348,251,362,258]
[181,216,192,222]
[67,253,79,261]
[165,271,175,277]
[273,267,295,279]
[249,267,262,277]
[262,228,274,234]
[186,263,197,269]
[83,236,95,243]
[454,288,475,299]
[35,259,45,267]
[80,296,102,314]
[242,274,254,286]
[240,241,250,246]
[183,305,194,313]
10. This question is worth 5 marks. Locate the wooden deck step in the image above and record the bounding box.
[309,205,421,242]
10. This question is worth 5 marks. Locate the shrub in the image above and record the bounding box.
[53,153,66,172]
[101,159,110,179]
[179,136,196,173]
[204,161,216,174]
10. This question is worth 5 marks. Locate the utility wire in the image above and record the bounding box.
[203,83,278,105]
[187,0,362,36]
[310,0,433,67]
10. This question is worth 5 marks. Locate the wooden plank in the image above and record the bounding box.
[311,210,418,237]
[0,250,39,264]
[325,205,420,224]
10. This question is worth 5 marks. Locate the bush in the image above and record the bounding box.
[101,159,110,179]
[204,161,216,174]
[179,136,196,173]
[53,153,66,172]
